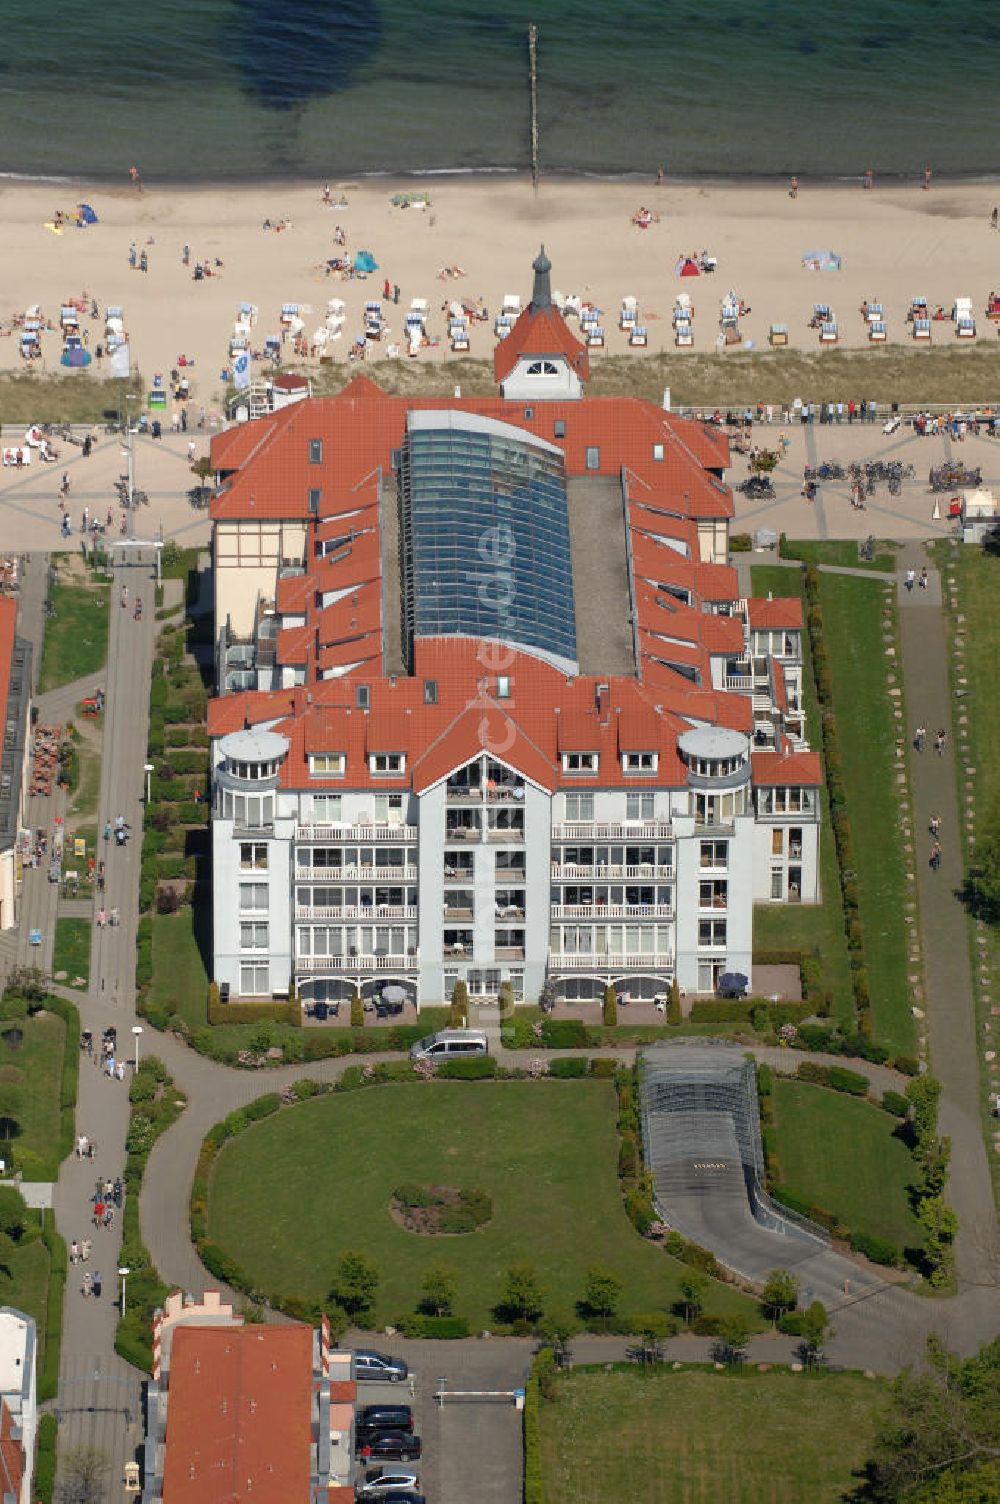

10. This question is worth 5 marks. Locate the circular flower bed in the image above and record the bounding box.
[390,1183,493,1236]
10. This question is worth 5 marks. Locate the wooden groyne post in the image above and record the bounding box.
[528,23,539,189]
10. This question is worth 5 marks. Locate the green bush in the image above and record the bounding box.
[437,1056,497,1080]
[893,1054,920,1077]
[850,1229,900,1266]
[38,1210,66,1401]
[524,1348,549,1504]
[689,1000,753,1024]
[680,1241,720,1278]
[589,1057,617,1078]
[540,1018,590,1049]
[547,1057,589,1079]
[827,1065,869,1096]
[602,985,617,1027]
[350,992,364,1029]
[882,1089,909,1118]
[691,1313,723,1336]
[244,1093,281,1121]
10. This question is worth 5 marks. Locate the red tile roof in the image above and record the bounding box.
[0,1399,24,1504]
[162,1324,313,1504]
[493,305,589,384]
[0,600,15,760]
[747,597,803,630]
[752,750,822,785]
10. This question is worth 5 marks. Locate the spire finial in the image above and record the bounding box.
[530,244,552,311]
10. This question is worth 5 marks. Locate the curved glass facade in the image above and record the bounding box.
[401,411,577,671]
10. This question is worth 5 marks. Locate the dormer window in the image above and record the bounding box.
[526,360,559,376]
[370,752,405,776]
[623,751,657,774]
[309,439,323,464]
[309,753,345,778]
[563,752,598,774]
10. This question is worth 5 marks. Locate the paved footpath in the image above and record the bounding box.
[47,547,158,1491]
[896,545,1000,1310]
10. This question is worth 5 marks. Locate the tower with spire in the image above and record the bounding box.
[494,245,589,400]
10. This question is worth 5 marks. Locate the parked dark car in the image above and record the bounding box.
[354,1349,409,1384]
[375,1493,425,1504]
[361,1432,422,1463]
[357,1404,413,1436]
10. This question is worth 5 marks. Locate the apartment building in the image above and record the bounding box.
[206,250,821,1008]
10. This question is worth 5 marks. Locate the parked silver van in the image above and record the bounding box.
[410,1028,489,1062]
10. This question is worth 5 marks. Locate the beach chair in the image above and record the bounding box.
[494,313,513,339]
[562,294,582,319]
[326,298,346,317]
[407,324,423,357]
[239,301,258,325]
[619,296,638,330]
[768,323,788,347]
[450,325,470,353]
[868,320,887,344]
[674,319,694,348]
[280,302,299,328]
[819,320,838,344]
[502,293,521,316]
[629,325,648,347]
[865,302,883,324]
[587,325,605,347]
[912,318,931,342]
[264,335,281,361]
[410,297,429,317]
[911,296,928,318]
[956,316,977,339]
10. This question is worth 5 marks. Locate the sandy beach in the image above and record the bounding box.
[1,175,999,410]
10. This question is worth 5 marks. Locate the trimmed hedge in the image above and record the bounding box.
[394,1314,471,1339]
[524,1348,551,1504]
[35,1412,58,1504]
[540,1018,592,1049]
[437,1056,497,1080]
[38,1209,66,1402]
[207,994,302,1028]
[850,1229,901,1266]
[796,1060,868,1096]
[547,1057,589,1078]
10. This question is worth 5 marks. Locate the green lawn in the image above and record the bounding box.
[780,539,899,573]
[52,917,90,989]
[817,573,915,1053]
[0,1239,51,1355]
[0,1008,69,1178]
[149,906,209,1030]
[770,1080,924,1255]
[207,1082,755,1330]
[751,565,854,1029]
[540,1367,888,1504]
[39,574,110,692]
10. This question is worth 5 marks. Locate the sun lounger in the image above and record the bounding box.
[868,320,887,343]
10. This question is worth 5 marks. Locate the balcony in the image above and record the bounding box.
[443,866,475,882]
[443,905,474,920]
[486,821,524,842]
[549,952,674,972]
[495,946,526,961]
[550,863,673,881]
[296,865,418,882]
[297,953,419,972]
[294,904,417,921]
[551,820,673,841]
[550,903,674,920]
[295,823,417,842]
[446,784,525,804]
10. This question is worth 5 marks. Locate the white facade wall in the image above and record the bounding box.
[0,1308,35,1504]
[500,358,582,402]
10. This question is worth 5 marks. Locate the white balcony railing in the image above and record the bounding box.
[550,863,674,880]
[296,953,419,972]
[296,865,418,882]
[549,952,674,972]
[294,905,417,921]
[550,904,674,920]
[551,820,673,841]
[295,823,418,842]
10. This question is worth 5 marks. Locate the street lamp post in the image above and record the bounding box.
[118,1266,130,1318]
[144,763,154,804]
[131,1024,143,1073]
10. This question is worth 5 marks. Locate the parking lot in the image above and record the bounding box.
[354,1337,532,1503]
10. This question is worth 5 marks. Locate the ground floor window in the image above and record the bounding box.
[240,963,269,996]
[697,959,725,992]
[770,868,783,900]
[467,969,501,997]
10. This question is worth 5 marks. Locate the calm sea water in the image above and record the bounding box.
[0,0,998,181]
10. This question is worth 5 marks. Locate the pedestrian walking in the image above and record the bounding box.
[929,813,941,837]
[81,1239,92,1262]
[905,568,915,592]
[187,440,196,461]
[914,725,926,753]
[930,841,942,871]
[182,243,190,265]
[120,585,128,608]
[60,472,70,497]
[70,1239,79,1264]
[919,566,929,589]
[923,166,932,190]
[129,241,137,269]
[139,249,148,273]
[992,207,999,230]
[936,728,947,756]
[82,1272,92,1298]
[92,1271,102,1299]
[789,175,799,198]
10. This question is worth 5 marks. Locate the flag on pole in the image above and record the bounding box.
[233,350,250,390]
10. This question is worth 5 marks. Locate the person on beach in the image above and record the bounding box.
[789,176,799,198]
[322,182,331,205]
[140,249,148,273]
[864,167,873,191]
[129,242,137,270]
[129,165,142,190]
[992,207,998,230]
[923,166,932,190]
[656,165,664,185]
